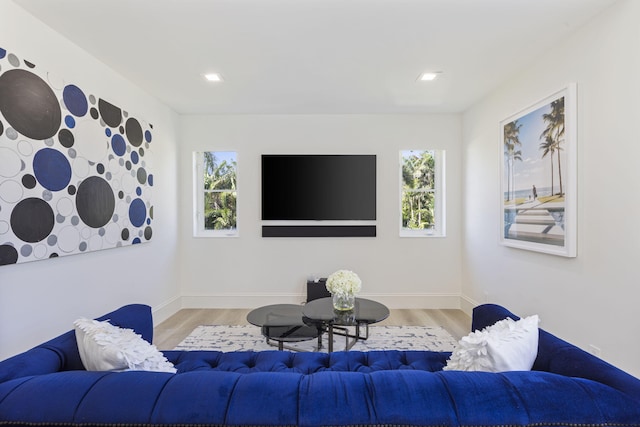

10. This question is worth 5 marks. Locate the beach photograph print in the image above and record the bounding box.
[501,85,576,257]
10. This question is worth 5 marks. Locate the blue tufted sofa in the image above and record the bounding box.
[1,303,640,426]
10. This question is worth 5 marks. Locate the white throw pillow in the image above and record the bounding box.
[443,315,539,372]
[74,318,176,373]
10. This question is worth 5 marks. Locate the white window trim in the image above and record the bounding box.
[399,149,446,238]
[193,151,239,238]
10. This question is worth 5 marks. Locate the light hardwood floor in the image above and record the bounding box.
[154,308,471,350]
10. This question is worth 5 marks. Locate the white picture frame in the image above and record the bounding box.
[500,84,577,257]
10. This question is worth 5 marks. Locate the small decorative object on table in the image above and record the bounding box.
[326,270,361,311]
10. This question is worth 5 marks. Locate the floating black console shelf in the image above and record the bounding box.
[262,225,376,238]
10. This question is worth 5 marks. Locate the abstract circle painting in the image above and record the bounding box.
[0,45,155,266]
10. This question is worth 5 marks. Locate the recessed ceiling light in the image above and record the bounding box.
[418,72,441,81]
[204,73,223,82]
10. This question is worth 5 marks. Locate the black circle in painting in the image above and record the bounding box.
[98,98,122,128]
[22,174,36,189]
[68,185,76,195]
[144,226,152,240]
[136,167,147,185]
[0,69,62,140]
[58,128,74,148]
[76,176,115,228]
[10,198,55,243]
[125,117,143,147]
[121,228,130,241]
[0,119,3,136]
[0,245,19,265]
[90,107,99,120]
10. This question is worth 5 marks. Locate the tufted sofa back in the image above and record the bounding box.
[165,349,450,374]
[0,304,152,384]
[2,303,640,426]
[472,303,640,400]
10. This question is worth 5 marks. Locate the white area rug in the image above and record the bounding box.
[174,325,458,352]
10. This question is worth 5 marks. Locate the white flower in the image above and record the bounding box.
[326,270,362,296]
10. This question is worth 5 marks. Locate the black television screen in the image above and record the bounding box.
[261,155,376,221]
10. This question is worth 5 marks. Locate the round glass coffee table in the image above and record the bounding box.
[246,304,320,351]
[302,297,390,352]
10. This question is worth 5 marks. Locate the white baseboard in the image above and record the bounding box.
[154,294,480,325]
[151,296,182,325]
[460,295,480,317]
[178,293,463,310]
[359,293,462,309]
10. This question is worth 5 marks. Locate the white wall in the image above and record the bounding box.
[178,114,462,309]
[0,2,181,360]
[462,0,640,376]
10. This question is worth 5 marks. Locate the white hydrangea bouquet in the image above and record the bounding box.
[326,270,361,310]
[326,270,362,295]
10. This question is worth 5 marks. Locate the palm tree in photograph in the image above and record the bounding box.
[540,97,565,195]
[539,135,556,196]
[503,120,522,202]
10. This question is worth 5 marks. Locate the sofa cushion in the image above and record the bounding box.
[444,315,539,372]
[74,318,176,373]
[2,369,640,426]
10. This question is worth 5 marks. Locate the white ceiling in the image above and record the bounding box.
[13,0,618,115]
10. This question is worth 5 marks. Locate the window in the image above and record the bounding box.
[400,150,445,237]
[193,151,238,237]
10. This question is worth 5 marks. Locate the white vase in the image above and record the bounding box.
[332,292,355,311]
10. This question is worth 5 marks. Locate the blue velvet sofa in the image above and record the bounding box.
[1,303,640,426]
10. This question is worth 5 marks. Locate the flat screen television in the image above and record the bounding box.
[261,154,376,221]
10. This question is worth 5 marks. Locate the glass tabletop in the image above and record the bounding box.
[302,297,390,326]
[246,304,319,345]
[247,304,307,327]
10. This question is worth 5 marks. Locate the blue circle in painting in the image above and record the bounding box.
[132,237,141,244]
[136,187,142,196]
[129,198,146,227]
[144,130,152,143]
[111,134,126,156]
[0,48,6,59]
[63,84,88,117]
[131,151,139,164]
[65,115,76,128]
[105,128,112,137]
[33,148,72,191]
[148,174,154,186]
